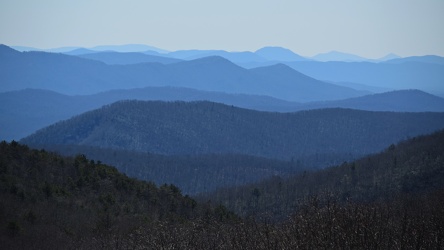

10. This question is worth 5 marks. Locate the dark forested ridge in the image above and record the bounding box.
[200,129,444,219]
[21,100,444,163]
[3,87,444,141]
[1,87,300,141]
[0,141,236,249]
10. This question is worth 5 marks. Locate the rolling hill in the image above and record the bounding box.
[21,100,444,162]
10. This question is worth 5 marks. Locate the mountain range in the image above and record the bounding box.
[0,45,366,102]
[5,44,444,96]
[12,43,169,54]
[11,44,401,63]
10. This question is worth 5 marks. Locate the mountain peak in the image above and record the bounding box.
[255,46,308,61]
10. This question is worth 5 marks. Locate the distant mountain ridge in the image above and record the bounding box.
[311,51,369,62]
[298,89,444,112]
[89,44,169,53]
[8,44,444,97]
[385,55,444,65]
[77,51,182,65]
[284,60,444,95]
[167,46,310,63]
[12,43,442,64]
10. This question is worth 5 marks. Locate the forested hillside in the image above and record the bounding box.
[0,141,235,249]
[2,134,444,249]
[200,130,444,220]
[32,144,303,195]
[22,100,444,163]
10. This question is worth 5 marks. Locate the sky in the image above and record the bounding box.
[1,0,443,58]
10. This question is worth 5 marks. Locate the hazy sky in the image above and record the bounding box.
[1,0,443,58]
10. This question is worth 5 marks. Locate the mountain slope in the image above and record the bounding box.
[21,100,444,162]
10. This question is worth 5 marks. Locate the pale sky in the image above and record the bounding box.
[1,0,443,58]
